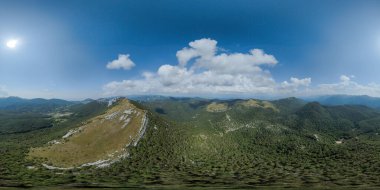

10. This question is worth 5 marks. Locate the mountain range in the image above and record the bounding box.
[0,95,380,188]
[305,95,380,109]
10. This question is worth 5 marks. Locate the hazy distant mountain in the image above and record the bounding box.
[127,95,170,102]
[79,98,95,104]
[0,96,74,113]
[305,95,380,109]
[0,98,107,134]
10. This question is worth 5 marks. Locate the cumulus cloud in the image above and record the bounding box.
[280,77,311,93]
[106,54,135,70]
[176,39,278,74]
[309,75,380,97]
[176,38,218,66]
[103,38,310,97]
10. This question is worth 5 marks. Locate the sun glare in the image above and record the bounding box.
[6,39,18,49]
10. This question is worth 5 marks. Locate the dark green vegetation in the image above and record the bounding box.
[1,97,380,189]
[0,111,52,134]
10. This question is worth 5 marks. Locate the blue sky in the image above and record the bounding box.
[1,0,380,100]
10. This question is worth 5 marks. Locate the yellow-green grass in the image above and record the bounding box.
[29,99,147,168]
[239,99,279,112]
[206,102,228,112]
[261,101,279,112]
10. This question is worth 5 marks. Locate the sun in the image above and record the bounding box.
[6,39,18,49]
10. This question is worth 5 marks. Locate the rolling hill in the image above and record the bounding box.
[0,97,380,188]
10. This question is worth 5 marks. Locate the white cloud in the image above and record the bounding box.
[176,38,278,75]
[0,85,8,97]
[106,54,135,70]
[176,38,217,66]
[104,40,380,98]
[103,38,310,97]
[280,77,311,93]
[311,76,380,97]
[340,75,350,83]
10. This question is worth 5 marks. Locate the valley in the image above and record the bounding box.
[0,96,380,188]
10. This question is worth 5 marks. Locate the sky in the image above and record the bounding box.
[1,0,380,100]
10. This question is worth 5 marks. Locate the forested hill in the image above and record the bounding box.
[1,97,380,188]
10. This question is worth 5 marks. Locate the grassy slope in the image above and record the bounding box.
[29,99,147,168]
[0,100,108,187]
